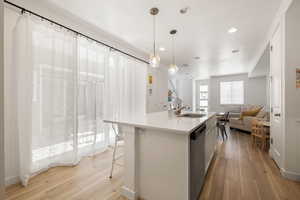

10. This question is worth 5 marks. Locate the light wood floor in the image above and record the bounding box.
[200,128,300,200]
[5,129,300,200]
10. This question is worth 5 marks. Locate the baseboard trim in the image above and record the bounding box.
[281,168,300,182]
[121,186,138,200]
[5,176,20,186]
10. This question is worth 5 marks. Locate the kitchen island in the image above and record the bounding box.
[104,111,218,200]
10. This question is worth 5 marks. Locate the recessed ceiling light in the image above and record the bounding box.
[232,49,240,53]
[159,47,166,51]
[228,27,238,34]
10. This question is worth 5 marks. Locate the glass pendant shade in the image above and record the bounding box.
[149,7,160,68]
[149,54,160,68]
[168,29,178,75]
[168,64,179,75]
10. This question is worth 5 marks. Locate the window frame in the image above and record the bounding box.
[199,84,209,113]
[219,80,244,105]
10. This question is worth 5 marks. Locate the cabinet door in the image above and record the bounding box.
[204,129,210,171]
[204,128,212,172]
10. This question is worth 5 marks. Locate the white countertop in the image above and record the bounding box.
[104,111,216,135]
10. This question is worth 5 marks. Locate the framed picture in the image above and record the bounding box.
[297,69,300,88]
[148,75,153,85]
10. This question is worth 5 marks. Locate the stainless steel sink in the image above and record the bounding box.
[178,113,206,118]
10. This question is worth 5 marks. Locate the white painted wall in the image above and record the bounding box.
[209,73,268,113]
[147,67,168,113]
[0,0,5,197]
[283,0,300,177]
[249,45,271,109]
[250,45,270,77]
[3,3,168,185]
[176,79,193,107]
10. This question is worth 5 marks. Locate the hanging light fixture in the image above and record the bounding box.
[169,29,179,75]
[149,7,160,68]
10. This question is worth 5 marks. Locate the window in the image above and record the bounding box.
[199,85,208,113]
[220,81,244,105]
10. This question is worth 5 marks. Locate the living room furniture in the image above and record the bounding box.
[261,121,270,127]
[217,121,227,141]
[229,106,269,132]
[217,112,230,141]
[251,120,270,151]
[217,112,230,122]
[216,112,225,118]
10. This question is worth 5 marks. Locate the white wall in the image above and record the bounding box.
[209,73,268,113]
[250,45,270,77]
[283,0,300,177]
[147,67,168,113]
[3,2,168,185]
[0,0,5,197]
[176,79,193,107]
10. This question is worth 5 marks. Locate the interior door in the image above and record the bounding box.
[270,24,283,168]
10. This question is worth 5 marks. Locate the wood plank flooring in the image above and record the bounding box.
[5,146,126,200]
[200,128,300,200]
[5,129,300,200]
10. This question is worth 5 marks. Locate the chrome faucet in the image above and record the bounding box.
[175,105,186,116]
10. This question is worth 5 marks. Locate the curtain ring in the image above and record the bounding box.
[21,9,25,15]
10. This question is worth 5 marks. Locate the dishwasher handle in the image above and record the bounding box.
[190,124,206,140]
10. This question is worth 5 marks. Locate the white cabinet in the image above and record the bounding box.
[204,116,218,172]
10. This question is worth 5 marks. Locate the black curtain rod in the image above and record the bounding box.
[4,0,149,65]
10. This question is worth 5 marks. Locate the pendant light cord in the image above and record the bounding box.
[153,15,156,56]
[172,35,175,65]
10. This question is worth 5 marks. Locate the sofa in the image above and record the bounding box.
[229,106,269,132]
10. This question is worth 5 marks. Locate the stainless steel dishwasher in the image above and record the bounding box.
[190,123,206,200]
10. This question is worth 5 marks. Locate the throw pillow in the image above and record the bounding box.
[240,107,263,120]
[256,107,267,118]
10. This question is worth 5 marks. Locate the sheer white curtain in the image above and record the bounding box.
[104,51,147,122]
[14,14,79,185]
[77,37,110,157]
[12,13,147,187]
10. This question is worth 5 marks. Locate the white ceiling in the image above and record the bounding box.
[46,0,282,79]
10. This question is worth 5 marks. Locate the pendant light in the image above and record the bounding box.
[149,7,160,68]
[168,29,179,75]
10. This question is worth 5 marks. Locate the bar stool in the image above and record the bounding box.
[217,112,230,141]
[251,120,270,151]
[109,123,124,179]
[217,121,227,141]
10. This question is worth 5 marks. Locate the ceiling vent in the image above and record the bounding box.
[180,7,190,14]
